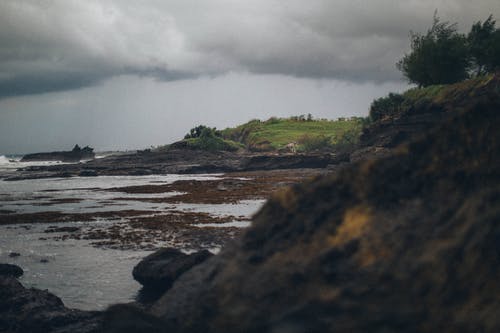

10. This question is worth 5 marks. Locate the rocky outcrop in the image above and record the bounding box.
[6,148,344,181]
[0,277,101,333]
[0,263,23,278]
[21,144,95,162]
[132,248,213,296]
[144,75,500,332]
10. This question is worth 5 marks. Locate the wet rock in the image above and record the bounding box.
[0,276,102,333]
[10,147,340,181]
[132,248,213,296]
[79,170,98,177]
[0,263,23,278]
[44,226,80,233]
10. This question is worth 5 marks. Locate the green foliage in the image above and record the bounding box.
[180,136,243,152]
[397,13,500,86]
[221,116,365,151]
[172,124,242,151]
[468,15,500,75]
[369,93,405,121]
[297,135,333,152]
[335,127,363,148]
[397,13,470,87]
[184,125,220,139]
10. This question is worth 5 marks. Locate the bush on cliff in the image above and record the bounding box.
[184,125,221,139]
[468,15,500,75]
[369,93,405,121]
[398,13,500,87]
[397,13,470,87]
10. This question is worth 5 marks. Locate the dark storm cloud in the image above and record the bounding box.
[1,0,499,98]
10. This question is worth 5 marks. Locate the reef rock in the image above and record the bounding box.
[0,263,23,278]
[132,248,213,294]
[21,144,95,162]
[0,277,101,333]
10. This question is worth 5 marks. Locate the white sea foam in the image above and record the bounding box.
[0,155,12,165]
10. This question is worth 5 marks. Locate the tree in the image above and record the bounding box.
[397,13,470,87]
[468,15,500,75]
[184,125,220,139]
[369,93,405,121]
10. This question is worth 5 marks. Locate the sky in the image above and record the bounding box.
[1,1,499,154]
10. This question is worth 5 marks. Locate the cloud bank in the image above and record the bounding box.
[1,0,499,97]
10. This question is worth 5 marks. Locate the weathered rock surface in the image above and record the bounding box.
[0,277,101,333]
[132,248,213,294]
[0,263,23,278]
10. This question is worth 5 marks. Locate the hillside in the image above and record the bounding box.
[220,116,365,152]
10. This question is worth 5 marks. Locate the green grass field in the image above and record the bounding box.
[221,116,366,151]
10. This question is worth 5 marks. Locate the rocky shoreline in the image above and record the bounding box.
[0,169,323,251]
[2,149,344,181]
[1,75,499,332]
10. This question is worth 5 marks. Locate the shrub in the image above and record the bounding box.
[468,15,500,75]
[369,93,405,121]
[298,134,333,152]
[181,136,243,152]
[397,13,470,87]
[184,125,220,139]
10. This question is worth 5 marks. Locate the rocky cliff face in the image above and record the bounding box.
[146,75,500,332]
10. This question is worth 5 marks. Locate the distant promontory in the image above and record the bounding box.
[21,144,95,162]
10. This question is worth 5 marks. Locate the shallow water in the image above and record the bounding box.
[0,174,223,214]
[0,222,151,310]
[0,165,264,310]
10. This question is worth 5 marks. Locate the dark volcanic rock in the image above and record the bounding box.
[21,144,95,162]
[79,170,98,177]
[133,248,212,295]
[148,76,500,332]
[0,264,23,278]
[44,226,80,233]
[9,147,342,181]
[0,276,101,333]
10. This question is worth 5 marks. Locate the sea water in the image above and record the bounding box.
[0,158,264,310]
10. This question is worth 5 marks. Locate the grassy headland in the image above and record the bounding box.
[162,116,366,153]
[220,116,366,152]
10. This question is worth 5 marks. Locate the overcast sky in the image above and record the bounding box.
[1,1,499,154]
